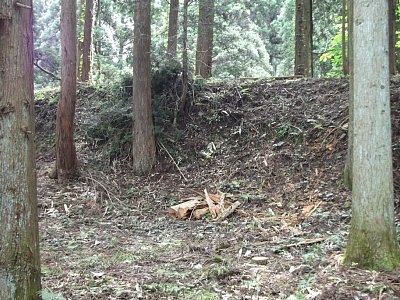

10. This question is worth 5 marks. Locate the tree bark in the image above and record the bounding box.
[81,0,95,81]
[0,2,42,298]
[167,0,179,59]
[389,0,397,75]
[344,0,400,271]
[343,0,354,189]
[77,0,85,79]
[195,0,214,79]
[341,0,349,76]
[174,0,190,127]
[132,0,156,175]
[56,0,79,182]
[294,0,313,77]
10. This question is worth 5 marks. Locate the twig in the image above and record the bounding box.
[275,237,326,251]
[305,201,322,219]
[321,116,348,143]
[86,173,124,205]
[254,237,325,248]
[158,141,188,182]
[216,201,241,223]
[15,2,32,9]
[237,75,304,81]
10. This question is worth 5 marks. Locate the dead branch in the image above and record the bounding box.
[34,61,61,81]
[158,141,188,182]
[216,201,241,223]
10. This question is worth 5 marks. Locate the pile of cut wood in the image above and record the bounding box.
[168,189,241,222]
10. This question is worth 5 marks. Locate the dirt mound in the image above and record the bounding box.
[34,78,400,299]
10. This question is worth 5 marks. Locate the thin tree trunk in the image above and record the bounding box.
[294,0,313,77]
[341,0,349,75]
[132,0,156,175]
[174,0,190,127]
[81,0,95,81]
[77,0,85,79]
[0,1,42,298]
[343,0,353,190]
[389,0,397,75]
[195,0,214,79]
[344,0,400,271]
[167,0,179,59]
[94,0,101,80]
[56,0,79,182]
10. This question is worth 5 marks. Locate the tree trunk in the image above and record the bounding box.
[195,0,214,79]
[341,0,349,76]
[389,0,397,75]
[174,0,190,127]
[344,0,400,271]
[294,0,313,77]
[81,0,95,81]
[167,0,179,59]
[94,0,102,79]
[343,0,353,190]
[56,0,79,182]
[0,2,42,298]
[77,0,85,79]
[132,0,156,175]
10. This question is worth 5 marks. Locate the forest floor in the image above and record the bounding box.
[34,77,400,300]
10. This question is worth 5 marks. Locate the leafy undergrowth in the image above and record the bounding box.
[35,77,400,299]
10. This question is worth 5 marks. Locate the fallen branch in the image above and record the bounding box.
[238,75,304,81]
[86,173,124,206]
[304,201,322,219]
[274,237,326,251]
[254,237,325,249]
[158,141,188,182]
[216,201,241,223]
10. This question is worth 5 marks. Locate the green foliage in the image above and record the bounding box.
[312,0,343,77]
[213,1,273,78]
[85,86,133,160]
[286,294,307,300]
[33,0,347,84]
[33,0,61,89]
[272,0,295,75]
[111,252,140,263]
[319,22,345,77]
[85,62,184,160]
[152,60,182,95]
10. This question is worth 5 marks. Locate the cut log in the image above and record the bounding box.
[168,199,207,219]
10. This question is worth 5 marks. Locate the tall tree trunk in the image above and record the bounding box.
[389,0,397,75]
[195,0,214,79]
[81,0,95,81]
[132,0,156,175]
[341,0,349,75]
[343,0,353,190]
[77,0,84,79]
[167,0,179,59]
[174,0,190,127]
[294,0,313,77]
[56,0,79,182]
[344,0,400,271]
[0,1,42,298]
[94,0,102,79]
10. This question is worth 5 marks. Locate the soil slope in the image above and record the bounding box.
[35,78,400,299]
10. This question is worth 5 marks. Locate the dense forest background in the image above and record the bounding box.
[33,0,355,89]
